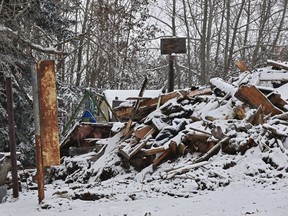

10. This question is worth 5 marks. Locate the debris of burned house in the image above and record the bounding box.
[111,60,288,171]
[60,122,112,157]
[56,60,288,184]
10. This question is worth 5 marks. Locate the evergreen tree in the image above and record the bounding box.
[0,0,75,166]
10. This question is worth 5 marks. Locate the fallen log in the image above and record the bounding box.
[169,140,178,155]
[182,132,211,143]
[267,92,288,111]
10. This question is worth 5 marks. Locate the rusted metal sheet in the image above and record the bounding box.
[37,61,60,166]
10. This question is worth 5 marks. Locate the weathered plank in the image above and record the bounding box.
[134,125,153,139]
[153,149,171,169]
[234,85,283,115]
[235,60,249,72]
[143,146,166,156]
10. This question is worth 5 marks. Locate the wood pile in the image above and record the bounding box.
[113,60,288,171]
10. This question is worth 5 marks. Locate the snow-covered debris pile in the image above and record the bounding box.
[53,61,288,193]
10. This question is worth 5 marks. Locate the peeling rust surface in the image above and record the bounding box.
[37,60,60,166]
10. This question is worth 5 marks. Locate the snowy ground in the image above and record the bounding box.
[1,146,288,216]
[2,66,288,215]
[1,179,287,216]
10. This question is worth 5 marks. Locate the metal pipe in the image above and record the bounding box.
[5,77,19,198]
[168,54,175,92]
[31,64,44,203]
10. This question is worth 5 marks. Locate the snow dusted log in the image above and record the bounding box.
[194,137,230,163]
[267,59,288,71]
[234,85,283,115]
[210,78,237,97]
[182,132,211,142]
[165,161,209,179]
[272,113,288,121]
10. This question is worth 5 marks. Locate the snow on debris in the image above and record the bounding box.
[2,62,288,215]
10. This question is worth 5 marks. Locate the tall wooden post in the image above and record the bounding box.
[6,77,19,198]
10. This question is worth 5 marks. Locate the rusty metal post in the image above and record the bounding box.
[168,54,175,92]
[5,77,19,198]
[37,60,60,167]
[31,65,44,204]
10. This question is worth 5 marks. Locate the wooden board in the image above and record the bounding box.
[134,125,153,139]
[234,85,283,115]
[235,60,249,72]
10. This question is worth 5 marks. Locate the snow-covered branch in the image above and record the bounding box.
[0,25,67,55]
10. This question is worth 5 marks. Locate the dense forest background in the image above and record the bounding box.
[1,0,288,166]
